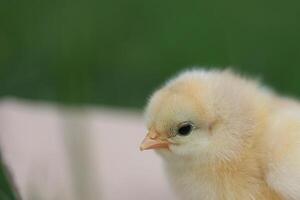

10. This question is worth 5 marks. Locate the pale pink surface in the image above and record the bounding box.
[0,99,176,200]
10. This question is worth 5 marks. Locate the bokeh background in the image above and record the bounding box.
[1,0,300,199]
[1,0,300,107]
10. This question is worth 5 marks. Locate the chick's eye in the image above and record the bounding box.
[177,123,193,136]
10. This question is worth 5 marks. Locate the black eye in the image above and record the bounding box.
[177,123,193,136]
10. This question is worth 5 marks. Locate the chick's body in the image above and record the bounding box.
[141,69,300,200]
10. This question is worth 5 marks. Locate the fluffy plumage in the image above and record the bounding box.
[140,69,300,200]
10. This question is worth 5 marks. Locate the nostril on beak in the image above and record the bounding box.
[148,130,158,139]
[150,135,156,139]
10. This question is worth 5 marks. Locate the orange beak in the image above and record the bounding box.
[140,130,170,151]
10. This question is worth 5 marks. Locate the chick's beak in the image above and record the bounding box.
[140,130,170,151]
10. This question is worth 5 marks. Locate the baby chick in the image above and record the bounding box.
[140,69,300,200]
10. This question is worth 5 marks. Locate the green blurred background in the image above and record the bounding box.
[1,0,300,108]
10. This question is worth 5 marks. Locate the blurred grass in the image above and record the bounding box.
[0,154,19,200]
[1,0,300,108]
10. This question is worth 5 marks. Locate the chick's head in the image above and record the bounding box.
[140,69,268,162]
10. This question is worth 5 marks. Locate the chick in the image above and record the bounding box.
[140,69,300,200]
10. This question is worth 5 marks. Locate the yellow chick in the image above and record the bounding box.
[140,68,300,200]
